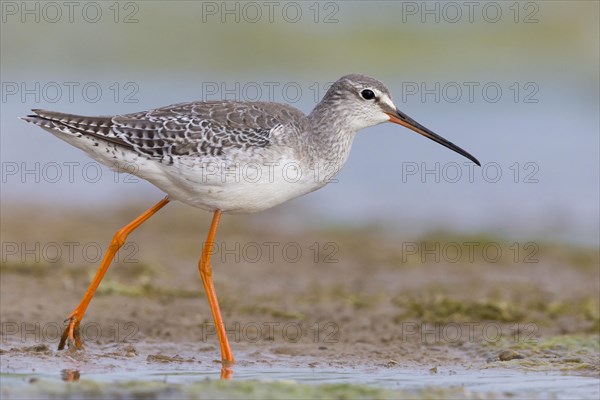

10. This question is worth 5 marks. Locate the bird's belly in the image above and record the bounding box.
[142,158,326,214]
[175,180,318,213]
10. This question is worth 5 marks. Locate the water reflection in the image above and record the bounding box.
[221,366,233,379]
[61,369,80,382]
[14,365,587,399]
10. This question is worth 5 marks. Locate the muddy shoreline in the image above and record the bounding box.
[1,202,599,397]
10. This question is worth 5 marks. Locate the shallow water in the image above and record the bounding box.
[2,363,599,399]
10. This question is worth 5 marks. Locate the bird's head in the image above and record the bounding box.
[321,74,480,166]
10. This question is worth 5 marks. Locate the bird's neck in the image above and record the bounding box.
[304,100,359,181]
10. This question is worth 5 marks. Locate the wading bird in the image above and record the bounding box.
[22,74,480,376]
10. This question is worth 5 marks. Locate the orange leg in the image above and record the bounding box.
[58,196,170,350]
[198,210,234,376]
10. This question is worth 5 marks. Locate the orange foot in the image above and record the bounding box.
[58,315,83,350]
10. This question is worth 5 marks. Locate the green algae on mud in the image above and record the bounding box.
[484,334,600,375]
[392,294,526,323]
[391,291,599,334]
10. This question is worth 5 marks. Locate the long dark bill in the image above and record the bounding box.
[387,109,480,166]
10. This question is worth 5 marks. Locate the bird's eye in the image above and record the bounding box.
[361,89,375,100]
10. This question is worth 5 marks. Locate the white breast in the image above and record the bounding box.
[135,154,329,213]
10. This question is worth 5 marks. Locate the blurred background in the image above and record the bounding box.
[1,0,598,245]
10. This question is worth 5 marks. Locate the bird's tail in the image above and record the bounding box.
[21,109,114,137]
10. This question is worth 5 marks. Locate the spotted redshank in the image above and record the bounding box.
[22,74,480,375]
